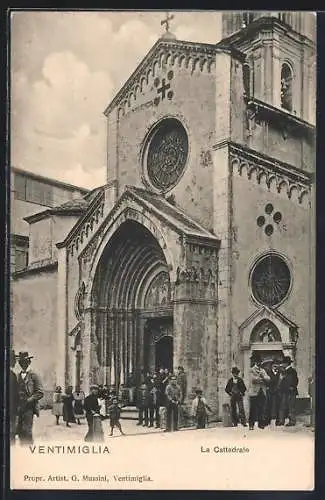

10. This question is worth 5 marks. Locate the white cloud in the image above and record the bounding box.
[10,11,222,189]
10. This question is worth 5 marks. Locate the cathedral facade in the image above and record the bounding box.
[12,12,316,414]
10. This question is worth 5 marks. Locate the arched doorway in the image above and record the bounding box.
[249,320,284,369]
[91,220,173,388]
[155,336,173,372]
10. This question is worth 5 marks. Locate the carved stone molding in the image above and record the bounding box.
[66,194,105,258]
[106,40,217,118]
[175,266,216,285]
[229,145,311,205]
[74,282,86,321]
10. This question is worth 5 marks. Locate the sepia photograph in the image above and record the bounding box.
[9,10,316,490]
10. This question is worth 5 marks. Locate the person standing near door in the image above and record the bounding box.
[136,381,149,426]
[225,367,247,427]
[148,377,161,428]
[164,375,182,432]
[248,353,270,430]
[278,356,299,426]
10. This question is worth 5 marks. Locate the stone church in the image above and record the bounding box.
[12,11,316,414]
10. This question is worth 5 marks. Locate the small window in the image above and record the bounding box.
[281,63,293,112]
[15,248,28,272]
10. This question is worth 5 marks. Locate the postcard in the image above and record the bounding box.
[9,10,316,491]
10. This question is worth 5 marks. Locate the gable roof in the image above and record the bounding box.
[125,185,219,243]
[239,306,298,331]
[104,37,245,116]
[57,184,219,252]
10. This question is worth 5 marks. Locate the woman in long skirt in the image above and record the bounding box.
[73,386,85,425]
[52,386,64,425]
[63,386,76,428]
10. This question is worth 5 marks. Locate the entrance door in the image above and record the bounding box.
[155,336,173,372]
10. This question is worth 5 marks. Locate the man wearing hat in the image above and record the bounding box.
[278,356,299,426]
[10,349,18,444]
[16,351,43,445]
[225,367,247,427]
[248,353,270,430]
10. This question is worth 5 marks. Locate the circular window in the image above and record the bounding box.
[251,254,291,307]
[144,118,189,192]
[257,216,265,227]
[265,203,274,215]
[265,224,274,236]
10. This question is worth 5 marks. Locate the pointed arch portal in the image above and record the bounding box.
[91,220,173,387]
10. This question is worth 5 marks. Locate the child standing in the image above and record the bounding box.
[192,389,212,429]
[52,386,64,425]
[107,397,125,436]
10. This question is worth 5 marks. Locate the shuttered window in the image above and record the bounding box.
[14,174,53,206]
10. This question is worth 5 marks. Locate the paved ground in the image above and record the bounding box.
[31,409,314,441]
[11,411,314,491]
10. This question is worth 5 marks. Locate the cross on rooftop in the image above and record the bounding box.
[161,12,174,33]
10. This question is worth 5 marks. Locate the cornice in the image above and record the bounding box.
[56,189,105,250]
[220,16,315,50]
[228,142,312,186]
[245,97,315,136]
[104,38,245,117]
[12,260,58,279]
[228,142,312,205]
[12,167,90,194]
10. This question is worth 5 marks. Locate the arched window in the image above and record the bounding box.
[243,63,251,96]
[281,63,293,112]
[242,12,254,28]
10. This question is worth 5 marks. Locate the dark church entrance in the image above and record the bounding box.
[155,336,173,371]
[92,220,173,387]
[144,316,173,373]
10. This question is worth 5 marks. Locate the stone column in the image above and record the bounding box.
[173,240,219,412]
[81,308,92,394]
[212,143,232,415]
[56,246,67,388]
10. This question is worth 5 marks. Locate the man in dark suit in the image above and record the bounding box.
[16,352,43,445]
[264,359,281,425]
[10,349,18,444]
[278,356,299,426]
[225,367,247,427]
[84,385,104,442]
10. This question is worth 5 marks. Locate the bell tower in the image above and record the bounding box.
[220,11,316,123]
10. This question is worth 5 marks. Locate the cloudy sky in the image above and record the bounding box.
[11,10,222,189]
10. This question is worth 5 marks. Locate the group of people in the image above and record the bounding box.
[225,353,299,430]
[135,366,187,432]
[9,347,300,445]
[52,386,85,427]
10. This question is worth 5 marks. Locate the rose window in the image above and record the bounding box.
[251,254,291,307]
[145,118,189,192]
